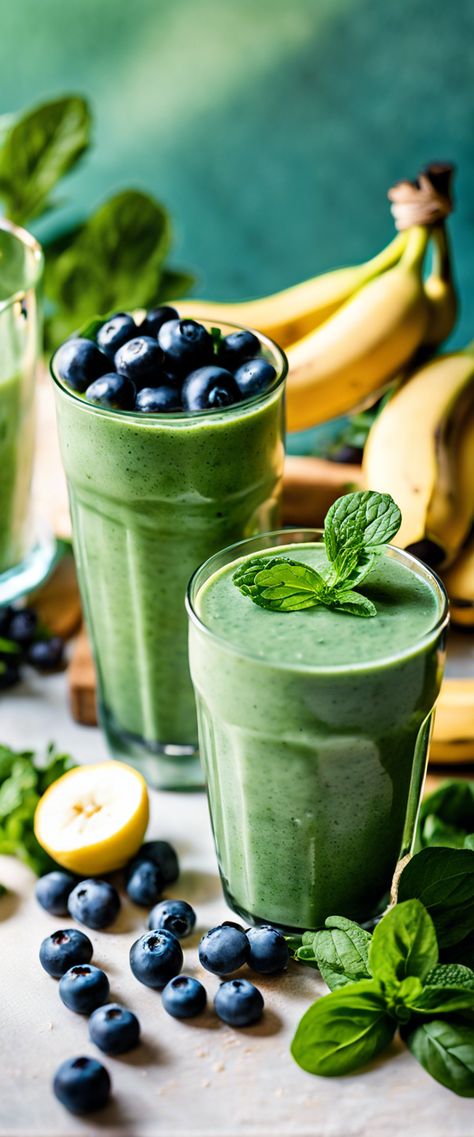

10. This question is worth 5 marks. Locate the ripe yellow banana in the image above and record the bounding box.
[423,223,458,347]
[285,225,430,433]
[174,231,407,347]
[363,343,474,567]
[442,531,474,627]
[431,678,474,763]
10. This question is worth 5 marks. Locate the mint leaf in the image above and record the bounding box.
[397,847,474,948]
[403,1018,474,1097]
[324,490,402,569]
[291,980,395,1076]
[325,591,377,618]
[0,95,91,224]
[310,916,372,990]
[233,556,327,612]
[0,744,76,874]
[369,899,438,989]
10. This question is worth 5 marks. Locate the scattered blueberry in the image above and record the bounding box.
[135,386,182,413]
[182,366,240,412]
[130,930,183,989]
[142,306,179,338]
[158,319,213,375]
[39,928,93,978]
[148,899,196,939]
[85,372,136,410]
[214,978,264,1027]
[126,860,164,907]
[54,338,110,393]
[89,1003,140,1055]
[60,964,110,1015]
[234,358,276,398]
[53,1056,111,1115]
[96,313,138,358]
[219,330,260,369]
[8,607,37,646]
[36,871,77,916]
[162,975,207,1019]
[198,924,249,975]
[221,920,246,931]
[114,336,164,389]
[68,879,120,930]
[246,925,289,974]
[128,840,179,886]
[0,661,20,689]
[28,636,65,671]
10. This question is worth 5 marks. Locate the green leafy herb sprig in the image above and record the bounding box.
[0,743,75,874]
[416,780,474,851]
[289,847,474,1096]
[233,491,401,618]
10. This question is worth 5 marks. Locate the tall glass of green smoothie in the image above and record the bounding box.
[52,319,286,789]
[187,525,448,929]
[0,220,43,579]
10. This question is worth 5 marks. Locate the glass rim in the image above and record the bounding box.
[49,318,288,423]
[186,528,450,674]
[0,218,44,313]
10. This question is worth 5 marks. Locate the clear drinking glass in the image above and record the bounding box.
[51,323,287,790]
[187,530,449,930]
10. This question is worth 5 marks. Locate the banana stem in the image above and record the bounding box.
[401,225,430,269]
[429,223,452,283]
[363,230,408,276]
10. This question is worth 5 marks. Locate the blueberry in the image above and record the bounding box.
[28,636,65,671]
[89,1003,140,1055]
[214,978,264,1027]
[219,330,261,369]
[129,930,183,989]
[148,899,196,939]
[158,319,213,375]
[36,871,77,916]
[128,840,179,886]
[234,358,276,398]
[53,1056,111,1115]
[85,372,136,410]
[8,607,37,646]
[39,928,93,978]
[60,964,110,1014]
[54,338,110,393]
[142,306,179,338]
[182,366,240,412]
[162,975,207,1019]
[135,386,182,413]
[246,925,289,974]
[126,860,164,907]
[68,879,120,930]
[0,661,20,689]
[96,313,138,358]
[114,336,164,389]
[198,924,249,975]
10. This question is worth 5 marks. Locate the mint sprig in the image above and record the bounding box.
[233,491,402,618]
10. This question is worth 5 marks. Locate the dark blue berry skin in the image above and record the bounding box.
[182,366,240,412]
[60,964,110,1014]
[114,336,164,389]
[68,879,120,930]
[135,386,182,413]
[36,871,77,916]
[198,925,249,975]
[96,313,138,358]
[162,975,207,1019]
[148,899,196,939]
[129,930,183,989]
[28,636,65,671]
[131,840,179,885]
[53,1056,111,1115]
[8,607,37,646]
[246,925,289,974]
[54,338,110,393]
[234,358,276,399]
[158,319,213,375]
[218,330,260,369]
[126,860,164,907]
[85,373,136,410]
[89,1003,140,1055]
[142,306,179,338]
[214,978,264,1027]
[39,929,93,978]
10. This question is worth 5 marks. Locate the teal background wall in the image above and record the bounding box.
[2,0,473,349]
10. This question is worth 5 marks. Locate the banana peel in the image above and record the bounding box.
[431,678,474,764]
[443,531,474,627]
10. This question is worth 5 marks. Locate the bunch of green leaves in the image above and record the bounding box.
[0,742,75,874]
[416,780,474,851]
[289,847,474,1096]
[0,95,194,348]
[233,490,401,618]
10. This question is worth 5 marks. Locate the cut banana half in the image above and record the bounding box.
[34,761,149,875]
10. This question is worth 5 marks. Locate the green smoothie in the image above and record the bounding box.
[188,536,447,929]
[0,370,35,571]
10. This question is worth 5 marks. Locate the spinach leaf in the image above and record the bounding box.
[404,1018,474,1097]
[291,980,395,1076]
[311,915,372,990]
[0,96,91,224]
[369,899,438,989]
[397,848,474,948]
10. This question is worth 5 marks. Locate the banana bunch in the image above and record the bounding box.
[442,530,474,628]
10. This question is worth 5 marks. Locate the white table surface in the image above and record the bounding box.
[1,672,473,1137]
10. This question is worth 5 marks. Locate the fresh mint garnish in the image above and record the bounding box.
[233,490,401,617]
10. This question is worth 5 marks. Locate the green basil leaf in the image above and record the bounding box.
[291,980,395,1076]
[0,95,91,224]
[404,1017,474,1097]
[369,899,438,987]
[417,781,474,850]
[397,847,474,948]
[408,963,474,1014]
[324,491,401,568]
[385,976,423,1023]
[311,916,372,991]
